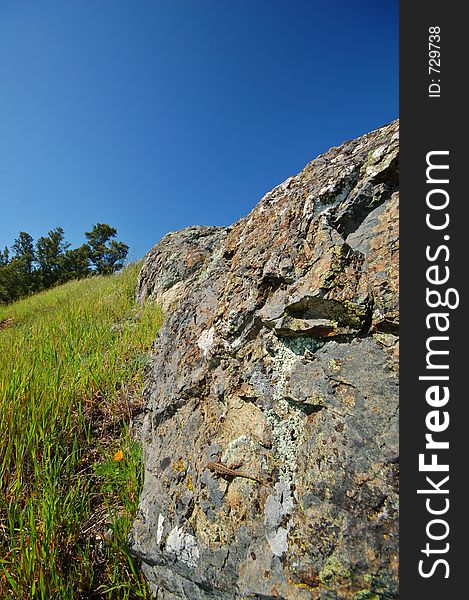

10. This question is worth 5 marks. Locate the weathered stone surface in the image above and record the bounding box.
[129,121,399,599]
[136,225,229,312]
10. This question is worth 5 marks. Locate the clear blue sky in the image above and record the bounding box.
[0,0,398,261]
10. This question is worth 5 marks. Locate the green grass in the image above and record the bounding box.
[0,263,163,599]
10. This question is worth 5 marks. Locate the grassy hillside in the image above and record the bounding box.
[0,263,162,599]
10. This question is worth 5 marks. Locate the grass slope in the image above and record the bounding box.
[0,263,162,599]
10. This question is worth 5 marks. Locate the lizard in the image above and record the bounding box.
[206,460,268,486]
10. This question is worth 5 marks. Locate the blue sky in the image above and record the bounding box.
[0,0,398,261]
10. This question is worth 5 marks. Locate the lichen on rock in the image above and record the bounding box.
[129,121,399,599]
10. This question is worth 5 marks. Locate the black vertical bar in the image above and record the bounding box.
[400,2,466,597]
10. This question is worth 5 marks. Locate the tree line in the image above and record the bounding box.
[0,223,129,305]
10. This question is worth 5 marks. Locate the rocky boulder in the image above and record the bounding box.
[129,121,399,599]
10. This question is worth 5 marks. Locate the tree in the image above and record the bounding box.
[36,227,70,288]
[0,246,9,266]
[0,263,14,304]
[84,223,129,275]
[12,232,35,274]
[60,244,91,282]
[10,231,37,296]
[0,258,33,303]
[0,224,131,305]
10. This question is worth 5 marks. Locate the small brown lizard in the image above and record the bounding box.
[206,461,267,486]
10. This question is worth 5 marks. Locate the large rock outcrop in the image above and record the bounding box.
[129,121,399,599]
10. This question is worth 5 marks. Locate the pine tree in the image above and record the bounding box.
[0,246,9,266]
[84,223,129,275]
[12,232,35,274]
[36,227,70,288]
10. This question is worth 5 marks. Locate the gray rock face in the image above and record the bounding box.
[136,226,229,312]
[129,121,399,599]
